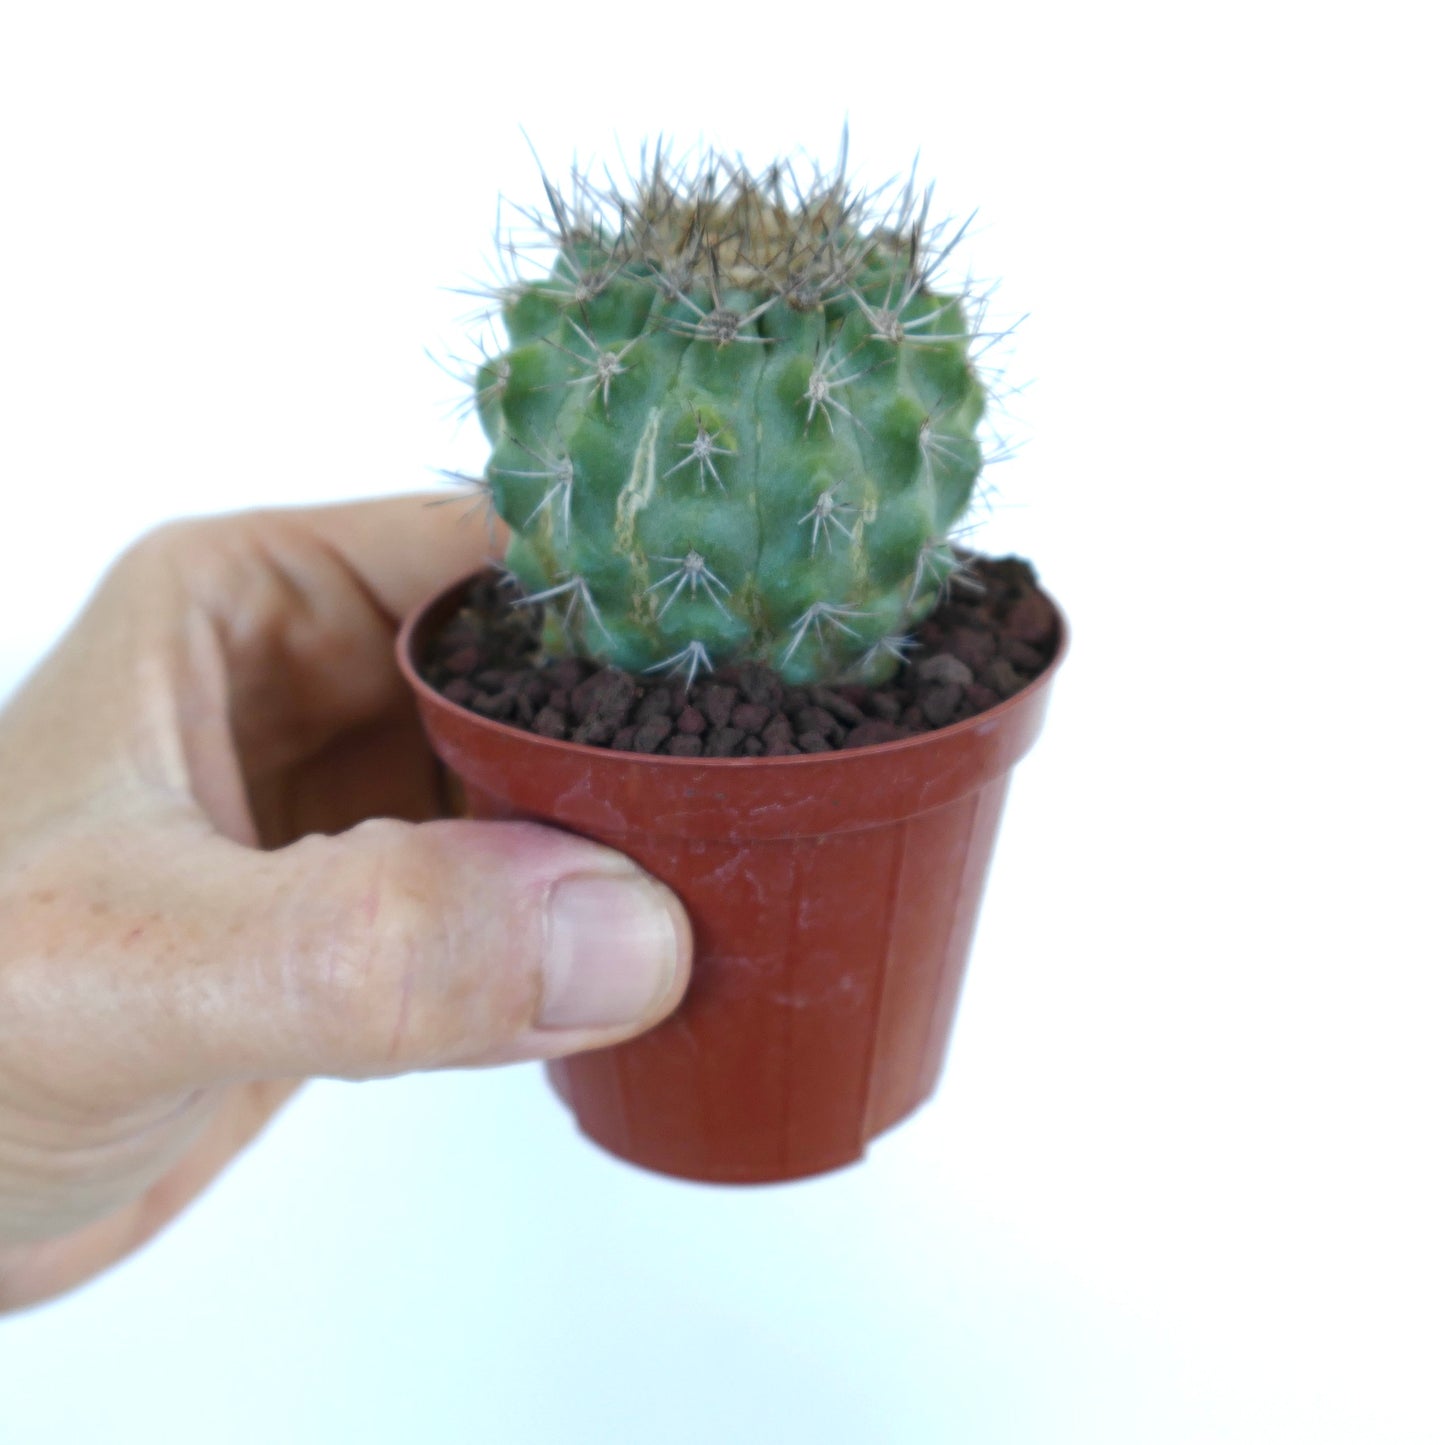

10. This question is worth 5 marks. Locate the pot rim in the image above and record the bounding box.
[397,567,1069,770]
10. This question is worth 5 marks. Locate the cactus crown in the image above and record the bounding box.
[463,139,1001,686]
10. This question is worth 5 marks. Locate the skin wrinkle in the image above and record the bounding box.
[211,524,415,839]
[211,534,343,774]
[427,867,554,1071]
[0,1079,296,1311]
[384,836,481,1071]
[0,1089,212,1185]
[386,960,415,1065]
[0,1004,201,1137]
[379,843,422,1067]
[117,537,213,803]
[0,1084,221,1245]
[171,516,415,846]
[170,601,256,847]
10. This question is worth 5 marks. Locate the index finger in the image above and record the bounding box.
[274,490,505,623]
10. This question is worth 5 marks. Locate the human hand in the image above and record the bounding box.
[0,496,691,1313]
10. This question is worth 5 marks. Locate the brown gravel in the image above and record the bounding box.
[420,555,1057,755]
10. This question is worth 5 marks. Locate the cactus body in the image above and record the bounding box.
[474,149,992,685]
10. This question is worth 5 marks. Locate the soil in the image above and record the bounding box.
[420,555,1058,757]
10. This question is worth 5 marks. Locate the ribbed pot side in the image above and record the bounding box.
[399,574,1068,1184]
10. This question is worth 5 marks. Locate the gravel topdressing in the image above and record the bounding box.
[421,555,1058,757]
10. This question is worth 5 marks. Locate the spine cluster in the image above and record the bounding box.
[458,139,1010,686]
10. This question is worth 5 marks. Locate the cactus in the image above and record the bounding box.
[466,141,999,686]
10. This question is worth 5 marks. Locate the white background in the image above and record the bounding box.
[1,2,1441,1442]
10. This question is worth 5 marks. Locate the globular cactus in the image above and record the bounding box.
[466,141,999,686]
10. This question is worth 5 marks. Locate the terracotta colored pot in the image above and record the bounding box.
[398,574,1067,1184]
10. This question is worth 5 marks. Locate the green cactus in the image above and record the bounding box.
[467,142,997,686]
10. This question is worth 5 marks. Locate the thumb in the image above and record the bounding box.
[66,818,691,1095]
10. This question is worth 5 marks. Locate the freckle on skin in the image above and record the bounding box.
[123,925,146,946]
[32,890,57,905]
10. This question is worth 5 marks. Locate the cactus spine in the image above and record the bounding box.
[469,141,997,686]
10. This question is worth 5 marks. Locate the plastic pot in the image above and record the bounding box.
[398,574,1067,1185]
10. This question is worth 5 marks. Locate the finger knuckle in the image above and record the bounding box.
[116,516,221,575]
[295,822,479,1071]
